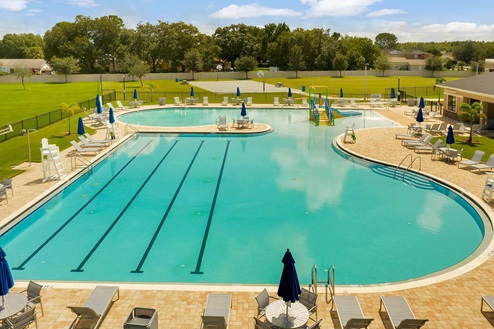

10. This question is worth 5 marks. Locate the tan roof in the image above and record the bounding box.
[0,58,49,69]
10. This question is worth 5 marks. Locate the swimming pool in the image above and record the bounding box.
[1,108,488,285]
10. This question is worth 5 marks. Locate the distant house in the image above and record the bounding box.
[0,59,52,74]
[485,59,494,72]
[388,57,427,71]
[435,72,494,120]
[404,50,429,60]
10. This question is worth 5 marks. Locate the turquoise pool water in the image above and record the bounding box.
[1,109,486,285]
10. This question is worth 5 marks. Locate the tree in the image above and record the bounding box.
[144,82,157,102]
[59,102,81,135]
[374,53,391,76]
[234,56,257,79]
[50,56,80,82]
[0,33,44,58]
[183,49,203,80]
[470,60,485,73]
[458,102,486,143]
[332,52,348,77]
[14,67,32,90]
[266,31,292,70]
[425,56,443,77]
[452,41,477,64]
[128,62,149,86]
[374,33,398,49]
[456,61,466,71]
[289,45,306,78]
[213,24,260,67]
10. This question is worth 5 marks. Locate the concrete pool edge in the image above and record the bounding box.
[334,127,494,293]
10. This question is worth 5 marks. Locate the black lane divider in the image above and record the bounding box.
[191,140,230,274]
[131,140,205,273]
[12,140,154,271]
[71,140,179,272]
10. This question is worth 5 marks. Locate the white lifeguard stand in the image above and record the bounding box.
[482,174,494,202]
[0,125,13,136]
[343,123,356,143]
[106,123,118,140]
[41,138,66,181]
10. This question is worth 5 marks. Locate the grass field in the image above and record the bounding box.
[0,74,467,178]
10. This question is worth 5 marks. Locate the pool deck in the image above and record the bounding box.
[2,103,494,328]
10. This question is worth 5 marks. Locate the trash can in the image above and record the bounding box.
[301,86,306,92]
[175,78,179,82]
[124,308,158,329]
[159,97,166,105]
[408,98,415,106]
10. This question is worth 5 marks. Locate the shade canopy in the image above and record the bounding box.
[241,103,247,117]
[109,108,115,124]
[391,88,396,99]
[190,87,195,97]
[77,117,85,135]
[446,125,455,145]
[133,89,138,100]
[277,249,301,304]
[418,97,425,108]
[416,108,424,123]
[288,88,292,98]
[0,247,14,298]
[96,95,103,114]
[339,88,344,98]
[236,87,241,97]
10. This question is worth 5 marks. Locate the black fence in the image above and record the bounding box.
[0,91,117,143]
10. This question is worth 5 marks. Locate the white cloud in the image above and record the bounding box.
[0,0,28,11]
[301,0,381,17]
[64,0,99,8]
[210,4,302,19]
[366,9,406,17]
[26,8,42,16]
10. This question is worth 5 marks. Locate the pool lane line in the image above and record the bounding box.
[12,140,155,271]
[71,140,180,272]
[131,140,205,274]
[191,140,230,275]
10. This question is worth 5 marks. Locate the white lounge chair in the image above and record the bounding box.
[201,294,231,329]
[424,112,438,121]
[470,154,494,172]
[379,296,428,329]
[458,150,485,169]
[106,103,115,112]
[414,139,443,154]
[273,97,280,106]
[216,115,227,131]
[332,295,373,329]
[84,133,113,145]
[401,134,431,147]
[78,135,106,148]
[115,101,128,111]
[349,98,358,108]
[203,96,209,106]
[301,98,309,107]
[221,97,228,106]
[174,97,183,106]
[69,140,101,155]
[246,97,253,106]
[68,286,119,329]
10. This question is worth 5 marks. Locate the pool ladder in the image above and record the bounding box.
[309,264,335,305]
[394,154,421,185]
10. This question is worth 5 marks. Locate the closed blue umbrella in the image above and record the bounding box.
[418,97,425,109]
[391,88,396,99]
[0,247,14,306]
[288,88,292,98]
[133,89,138,100]
[190,87,195,97]
[96,95,103,114]
[277,249,301,316]
[236,87,241,97]
[339,88,344,98]
[77,117,85,135]
[446,125,455,146]
[241,103,247,117]
[416,108,424,125]
[109,108,115,124]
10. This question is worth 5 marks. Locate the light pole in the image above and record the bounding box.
[364,63,369,101]
[22,129,37,166]
[122,75,126,101]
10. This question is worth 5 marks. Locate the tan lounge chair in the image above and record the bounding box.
[201,294,231,329]
[332,295,373,329]
[380,296,428,329]
[68,286,119,329]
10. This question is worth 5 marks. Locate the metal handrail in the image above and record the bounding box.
[71,154,93,174]
[394,154,412,177]
[309,264,335,305]
[125,123,139,136]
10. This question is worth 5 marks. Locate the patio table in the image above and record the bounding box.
[265,299,309,329]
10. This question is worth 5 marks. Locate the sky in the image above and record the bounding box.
[1,0,494,43]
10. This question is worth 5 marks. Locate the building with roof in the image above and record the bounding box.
[436,71,494,120]
[0,59,52,74]
[388,57,427,71]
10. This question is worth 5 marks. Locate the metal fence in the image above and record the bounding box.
[0,91,116,143]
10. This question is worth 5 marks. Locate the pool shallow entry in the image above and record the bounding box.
[0,109,488,285]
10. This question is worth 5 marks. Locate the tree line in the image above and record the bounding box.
[0,15,492,78]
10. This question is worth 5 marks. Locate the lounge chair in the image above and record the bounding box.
[174,97,183,106]
[332,295,373,329]
[470,154,494,172]
[221,97,228,106]
[106,103,116,112]
[452,123,470,135]
[437,122,448,134]
[414,139,444,154]
[68,286,119,329]
[84,133,113,145]
[458,150,485,169]
[379,296,428,329]
[255,288,278,319]
[20,281,44,317]
[201,294,231,329]
[404,108,417,116]
[402,134,432,147]
[79,136,106,148]
[203,96,209,106]
[216,116,227,131]
[299,287,318,321]
[301,98,309,107]
[115,101,128,111]
[6,305,37,329]
[425,123,440,134]
[424,112,438,121]
[70,140,101,155]
[246,97,253,106]
[349,98,358,108]
[273,97,280,106]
